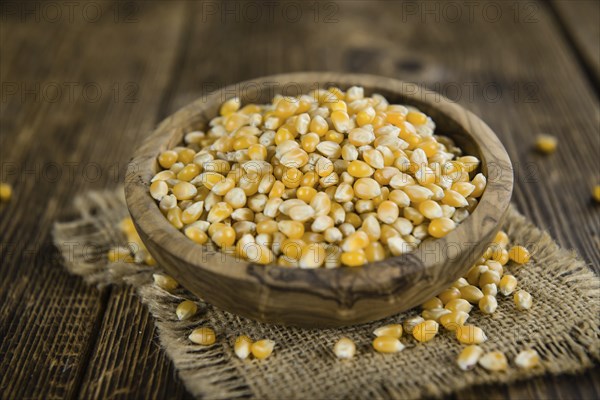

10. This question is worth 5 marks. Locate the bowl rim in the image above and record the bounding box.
[125,72,513,294]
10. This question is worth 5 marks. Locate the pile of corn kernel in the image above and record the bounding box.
[110,218,540,369]
[149,87,488,267]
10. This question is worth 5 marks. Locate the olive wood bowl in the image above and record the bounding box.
[125,72,513,328]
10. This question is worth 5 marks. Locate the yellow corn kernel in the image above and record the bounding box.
[377,201,400,224]
[275,96,298,118]
[251,339,275,359]
[456,325,487,344]
[406,111,427,125]
[189,327,216,345]
[515,349,540,369]
[0,182,11,202]
[342,231,369,252]
[207,202,233,223]
[439,311,469,331]
[330,110,351,132]
[508,245,531,264]
[364,242,386,262]
[347,160,374,178]
[275,127,294,144]
[445,298,473,313]
[482,283,498,296]
[471,173,487,198]
[256,220,277,235]
[402,316,425,335]
[198,172,225,191]
[428,217,456,238]
[220,97,241,116]
[535,134,558,154]
[340,251,367,267]
[402,185,432,203]
[333,337,356,359]
[281,167,303,189]
[478,295,498,314]
[493,247,510,265]
[234,335,253,359]
[353,178,381,200]
[153,274,179,291]
[438,287,461,305]
[158,150,178,169]
[277,220,305,239]
[594,185,600,203]
[176,300,198,320]
[309,115,329,136]
[478,351,508,371]
[373,336,405,353]
[479,270,501,287]
[514,290,532,310]
[499,274,518,296]
[459,285,484,304]
[268,180,285,199]
[441,189,468,207]
[492,230,510,248]
[167,207,184,229]
[457,345,484,371]
[211,225,236,248]
[299,243,326,268]
[246,243,274,265]
[412,320,439,343]
[421,308,451,322]
[301,132,320,152]
[373,324,403,338]
[421,297,443,310]
[184,226,209,245]
[248,143,267,161]
[418,200,443,220]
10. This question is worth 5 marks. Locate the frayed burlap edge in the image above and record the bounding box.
[53,188,599,399]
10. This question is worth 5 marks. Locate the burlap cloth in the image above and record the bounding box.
[53,188,599,399]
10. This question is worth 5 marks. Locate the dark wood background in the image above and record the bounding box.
[1,1,598,398]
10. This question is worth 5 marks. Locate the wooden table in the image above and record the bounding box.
[1,1,598,398]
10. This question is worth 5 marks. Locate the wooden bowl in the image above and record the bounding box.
[125,73,513,328]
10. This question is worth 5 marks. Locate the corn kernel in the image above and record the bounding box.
[251,339,275,359]
[234,335,253,359]
[373,324,403,338]
[535,134,558,154]
[189,327,216,345]
[457,345,484,370]
[514,290,532,310]
[515,349,540,369]
[508,245,531,264]
[373,336,405,353]
[176,300,198,320]
[153,274,179,291]
[333,337,356,359]
[412,320,439,343]
[456,325,487,344]
[479,351,508,371]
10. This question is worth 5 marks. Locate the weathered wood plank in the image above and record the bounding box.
[0,1,188,398]
[550,0,600,87]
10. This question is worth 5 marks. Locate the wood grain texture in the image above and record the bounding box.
[125,72,513,327]
[550,0,600,87]
[0,0,598,398]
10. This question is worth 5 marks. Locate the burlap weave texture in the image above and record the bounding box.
[53,189,599,399]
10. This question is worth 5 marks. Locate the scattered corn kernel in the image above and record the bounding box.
[0,182,12,202]
[456,325,487,344]
[373,335,406,353]
[153,274,179,291]
[514,290,533,310]
[412,320,439,343]
[333,337,356,359]
[234,335,253,359]
[457,345,484,370]
[251,339,275,359]
[373,324,403,338]
[478,351,508,371]
[189,327,216,345]
[535,134,558,154]
[515,349,540,369]
[176,300,198,320]
[499,274,518,296]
